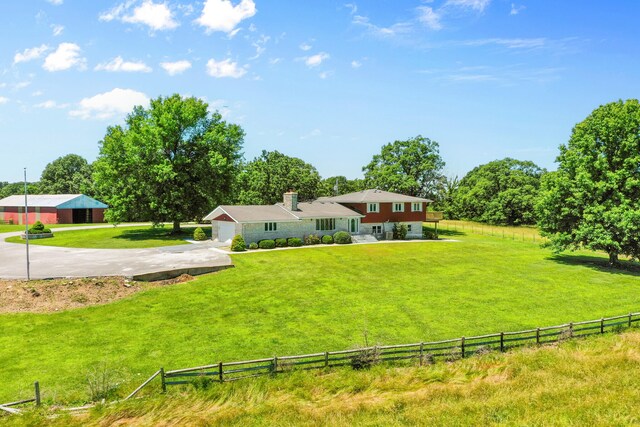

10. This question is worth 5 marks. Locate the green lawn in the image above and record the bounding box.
[3,225,211,248]
[0,223,107,234]
[1,232,639,403]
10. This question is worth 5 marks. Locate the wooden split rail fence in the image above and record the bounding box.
[0,382,40,415]
[136,313,639,394]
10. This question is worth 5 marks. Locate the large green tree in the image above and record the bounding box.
[452,158,545,225]
[39,154,94,195]
[93,94,244,232]
[0,182,40,198]
[536,99,640,265]
[318,175,366,197]
[363,135,445,199]
[236,150,321,204]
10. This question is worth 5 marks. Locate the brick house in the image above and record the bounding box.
[204,189,434,244]
[0,194,108,225]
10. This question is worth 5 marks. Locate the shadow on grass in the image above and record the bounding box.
[436,229,467,237]
[548,254,640,277]
[112,227,211,242]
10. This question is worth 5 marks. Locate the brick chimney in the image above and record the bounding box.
[283,191,298,211]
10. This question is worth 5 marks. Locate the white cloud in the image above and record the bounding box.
[35,100,69,109]
[160,60,192,75]
[344,3,357,15]
[14,44,49,64]
[51,24,64,36]
[196,0,256,34]
[269,58,281,65]
[100,1,178,31]
[14,81,31,90]
[249,34,270,60]
[445,0,491,12]
[319,71,333,79]
[417,6,442,30]
[352,15,412,38]
[304,52,329,68]
[43,43,86,71]
[32,90,43,96]
[206,58,247,78]
[69,88,149,120]
[95,56,152,72]
[299,42,312,51]
[300,129,321,140]
[510,3,525,15]
[0,97,9,105]
[463,38,546,49]
[351,60,362,68]
[47,0,63,5]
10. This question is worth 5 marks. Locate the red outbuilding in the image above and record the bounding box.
[0,194,108,225]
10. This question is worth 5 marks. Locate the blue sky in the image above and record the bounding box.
[1,0,639,184]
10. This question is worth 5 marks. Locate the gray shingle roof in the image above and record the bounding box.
[318,189,432,204]
[204,201,362,223]
[0,194,108,209]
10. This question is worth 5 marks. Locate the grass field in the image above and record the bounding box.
[8,330,640,426]
[3,225,211,249]
[0,223,107,234]
[1,229,639,404]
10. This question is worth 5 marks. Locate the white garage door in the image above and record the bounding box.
[218,221,237,243]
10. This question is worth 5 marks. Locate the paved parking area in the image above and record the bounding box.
[0,225,232,280]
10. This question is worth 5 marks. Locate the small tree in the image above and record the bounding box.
[230,234,246,252]
[193,227,207,241]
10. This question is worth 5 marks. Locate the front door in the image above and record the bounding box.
[349,218,359,234]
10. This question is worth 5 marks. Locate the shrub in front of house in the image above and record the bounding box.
[275,238,288,248]
[333,231,352,244]
[304,234,321,245]
[393,223,408,240]
[258,239,276,249]
[248,242,258,250]
[230,234,246,252]
[321,235,333,244]
[193,227,207,241]
[287,237,303,247]
[422,226,438,240]
[28,221,51,234]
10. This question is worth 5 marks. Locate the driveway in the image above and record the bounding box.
[0,224,232,280]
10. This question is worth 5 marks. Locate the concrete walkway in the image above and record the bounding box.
[0,224,232,280]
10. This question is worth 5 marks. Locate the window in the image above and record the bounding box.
[367,203,379,213]
[264,222,277,232]
[412,202,422,212]
[407,225,412,232]
[372,225,382,234]
[315,218,336,231]
[392,203,404,212]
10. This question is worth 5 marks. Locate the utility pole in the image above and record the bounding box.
[24,168,30,281]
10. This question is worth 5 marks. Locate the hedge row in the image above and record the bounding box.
[240,231,350,251]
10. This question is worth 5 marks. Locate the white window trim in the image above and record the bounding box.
[264,222,277,232]
[412,202,422,212]
[372,225,382,234]
[392,203,405,213]
[367,203,379,213]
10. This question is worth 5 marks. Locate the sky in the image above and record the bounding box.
[1,0,639,184]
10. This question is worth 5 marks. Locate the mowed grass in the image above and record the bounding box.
[14,330,640,426]
[1,233,639,403]
[0,223,106,234]
[3,225,211,248]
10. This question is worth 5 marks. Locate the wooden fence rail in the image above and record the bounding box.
[147,313,639,392]
[0,381,40,416]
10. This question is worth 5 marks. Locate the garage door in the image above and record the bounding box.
[218,221,237,243]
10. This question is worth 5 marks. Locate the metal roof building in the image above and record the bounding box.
[0,194,108,225]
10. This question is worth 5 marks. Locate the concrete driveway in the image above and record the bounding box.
[0,224,232,280]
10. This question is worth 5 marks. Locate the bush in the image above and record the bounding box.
[333,231,352,244]
[258,239,276,249]
[230,234,246,252]
[304,234,321,245]
[287,237,303,247]
[392,223,408,240]
[422,226,438,240]
[248,242,258,250]
[28,221,51,234]
[275,238,288,248]
[193,227,207,241]
[321,235,333,244]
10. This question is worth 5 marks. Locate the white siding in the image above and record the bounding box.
[241,218,351,245]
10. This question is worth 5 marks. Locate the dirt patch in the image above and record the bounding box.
[0,274,195,314]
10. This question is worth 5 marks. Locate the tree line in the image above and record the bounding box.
[2,95,638,265]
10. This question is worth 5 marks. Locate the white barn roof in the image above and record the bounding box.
[318,189,432,204]
[0,194,108,209]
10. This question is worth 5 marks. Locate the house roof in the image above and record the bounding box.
[204,201,362,223]
[0,194,108,209]
[318,189,433,204]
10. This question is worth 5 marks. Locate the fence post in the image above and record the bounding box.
[324,351,329,368]
[218,362,224,383]
[601,318,605,334]
[273,356,278,374]
[536,328,540,345]
[160,368,166,393]
[500,332,504,352]
[460,337,465,358]
[34,381,41,406]
[629,313,633,328]
[569,322,573,338]
[419,342,424,366]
